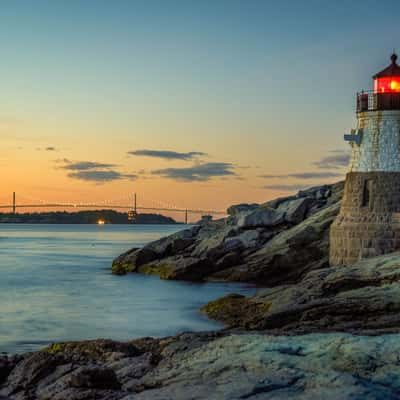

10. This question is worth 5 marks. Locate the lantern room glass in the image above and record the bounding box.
[374,77,400,93]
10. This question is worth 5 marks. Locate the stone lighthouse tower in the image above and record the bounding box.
[330,53,400,266]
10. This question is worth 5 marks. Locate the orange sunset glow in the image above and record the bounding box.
[1,1,397,219]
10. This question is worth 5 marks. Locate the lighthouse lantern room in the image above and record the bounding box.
[374,53,400,93]
[358,53,400,113]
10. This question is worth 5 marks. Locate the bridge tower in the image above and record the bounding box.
[12,192,16,214]
[330,53,400,265]
[128,193,138,222]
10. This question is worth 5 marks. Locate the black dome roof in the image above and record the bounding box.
[373,53,400,78]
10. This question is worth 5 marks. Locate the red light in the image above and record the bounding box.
[374,77,400,93]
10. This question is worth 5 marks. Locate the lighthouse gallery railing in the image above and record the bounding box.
[357,90,400,112]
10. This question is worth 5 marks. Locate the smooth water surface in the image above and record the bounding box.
[0,224,254,353]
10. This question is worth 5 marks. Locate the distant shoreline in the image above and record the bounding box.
[0,210,180,225]
[0,222,185,225]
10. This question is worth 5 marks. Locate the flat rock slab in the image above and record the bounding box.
[130,333,400,400]
[2,333,400,400]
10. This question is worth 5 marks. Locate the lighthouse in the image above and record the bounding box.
[330,53,400,266]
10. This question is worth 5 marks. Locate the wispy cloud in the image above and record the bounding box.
[313,150,350,169]
[61,161,117,171]
[128,149,207,161]
[260,172,343,179]
[67,170,137,182]
[37,146,59,152]
[151,162,236,182]
[58,159,136,183]
[261,151,347,192]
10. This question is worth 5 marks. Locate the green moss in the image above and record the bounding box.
[111,262,135,275]
[42,339,140,361]
[201,294,272,329]
[138,263,176,279]
[201,294,245,319]
[45,342,66,354]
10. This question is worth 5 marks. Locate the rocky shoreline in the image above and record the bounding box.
[3,181,400,399]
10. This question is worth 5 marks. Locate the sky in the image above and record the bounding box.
[1,0,400,216]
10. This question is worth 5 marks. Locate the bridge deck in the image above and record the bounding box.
[0,204,226,215]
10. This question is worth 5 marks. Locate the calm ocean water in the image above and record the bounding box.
[0,224,254,354]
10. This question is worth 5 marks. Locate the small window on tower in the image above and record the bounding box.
[362,179,373,207]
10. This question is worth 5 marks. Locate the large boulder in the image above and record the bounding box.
[277,196,315,224]
[226,203,259,216]
[190,224,235,259]
[137,256,216,281]
[145,226,200,255]
[112,226,201,275]
[236,207,285,229]
[297,184,331,199]
[209,202,340,284]
[262,195,297,209]
[112,247,158,275]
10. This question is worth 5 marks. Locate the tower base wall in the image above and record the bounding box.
[330,171,400,266]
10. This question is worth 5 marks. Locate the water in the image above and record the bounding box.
[0,224,254,354]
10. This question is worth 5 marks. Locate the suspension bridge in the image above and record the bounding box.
[0,192,226,223]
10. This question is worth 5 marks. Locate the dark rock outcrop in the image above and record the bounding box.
[0,356,21,386]
[112,182,344,285]
[0,337,161,400]
[203,250,400,334]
